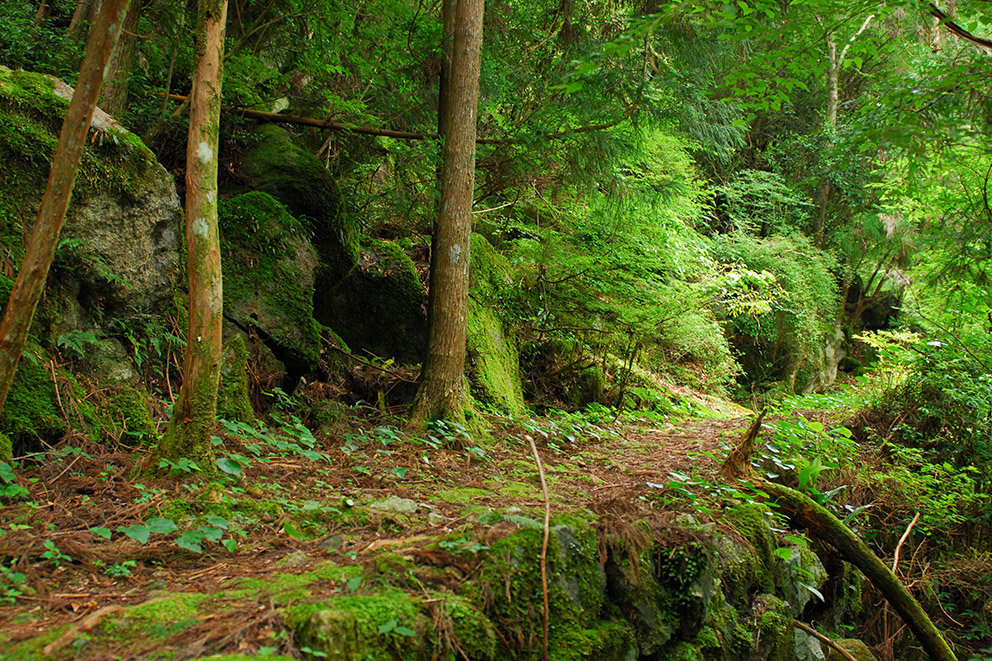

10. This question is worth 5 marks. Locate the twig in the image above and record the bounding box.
[525,434,551,661]
[49,359,68,423]
[42,605,124,655]
[892,512,921,574]
[792,621,859,661]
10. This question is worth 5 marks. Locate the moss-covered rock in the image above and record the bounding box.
[0,65,181,326]
[478,518,606,659]
[217,333,254,423]
[239,124,358,285]
[92,384,156,445]
[467,234,525,415]
[826,639,877,661]
[315,239,427,364]
[220,192,323,375]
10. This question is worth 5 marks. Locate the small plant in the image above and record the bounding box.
[157,457,202,475]
[0,462,28,500]
[0,562,25,604]
[40,540,71,567]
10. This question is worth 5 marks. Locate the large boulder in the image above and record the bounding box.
[219,192,324,380]
[467,234,525,415]
[0,66,181,329]
[314,239,427,364]
[239,124,358,286]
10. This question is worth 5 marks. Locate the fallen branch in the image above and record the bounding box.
[792,620,858,661]
[525,434,551,661]
[721,419,958,661]
[719,408,766,480]
[156,93,638,146]
[892,512,921,573]
[42,605,124,655]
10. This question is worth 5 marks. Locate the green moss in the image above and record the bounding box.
[316,239,427,363]
[93,385,156,445]
[233,562,364,605]
[437,487,490,505]
[287,589,428,661]
[467,300,526,416]
[479,519,606,659]
[755,595,793,661]
[217,334,254,423]
[465,235,525,415]
[240,124,357,284]
[724,503,778,570]
[435,594,498,660]
[220,192,322,367]
[550,619,638,660]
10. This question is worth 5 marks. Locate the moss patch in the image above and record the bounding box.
[239,124,357,285]
[218,334,254,423]
[220,192,323,370]
[466,235,525,415]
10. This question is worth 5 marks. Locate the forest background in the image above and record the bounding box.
[0,0,990,658]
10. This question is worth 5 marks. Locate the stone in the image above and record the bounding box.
[239,124,358,286]
[370,496,418,514]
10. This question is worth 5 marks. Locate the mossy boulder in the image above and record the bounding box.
[467,234,525,415]
[478,518,607,659]
[217,333,254,423]
[219,192,323,377]
[0,65,181,326]
[239,124,358,285]
[315,239,427,364]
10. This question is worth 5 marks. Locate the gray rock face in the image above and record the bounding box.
[62,176,181,317]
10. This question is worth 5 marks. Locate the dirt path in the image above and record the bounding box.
[0,414,750,658]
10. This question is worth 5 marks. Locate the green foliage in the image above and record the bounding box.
[709,233,840,393]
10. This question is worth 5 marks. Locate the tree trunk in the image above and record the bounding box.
[99,0,140,117]
[68,0,102,42]
[0,0,131,419]
[152,0,228,470]
[409,0,485,426]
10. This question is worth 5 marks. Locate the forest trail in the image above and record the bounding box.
[0,413,753,658]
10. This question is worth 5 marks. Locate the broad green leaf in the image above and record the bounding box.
[89,526,113,540]
[217,458,242,476]
[146,518,177,534]
[120,524,150,544]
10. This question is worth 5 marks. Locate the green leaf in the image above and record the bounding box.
[378,620,398,635]
[175,533,203,553]
[145,518,177,534]
[222,539,238,552]
[390,467,407,478]
[344,576,362,592]
[284,522,304,539]
[806,420,824,434]
[217,458,242,476]
[205,515,229,529]
[89,526,113,540]
[394,626,417,637]
[772,547,793,561]
[119,524,150,544]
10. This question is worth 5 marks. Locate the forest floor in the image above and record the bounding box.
[0,410,811,659]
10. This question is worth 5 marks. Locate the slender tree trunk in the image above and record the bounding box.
[0,0,130,419]
[409,0,485,426]
[33,0,51,28]
[68,0,102,42]
[152,0,227,470]
[99,0,140,117]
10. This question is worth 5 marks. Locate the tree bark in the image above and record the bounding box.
[99,0,140,117]
[409,0,485,426]
[0,0,131,419]
[152,0,228,470]
[68,0,102,42]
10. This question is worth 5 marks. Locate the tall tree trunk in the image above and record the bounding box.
[152,0,227,470]
[68,0,102,42]
[99,0,140,117]
[409,0,485,426]
[33,0,52,28]
[0,0,130,419]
